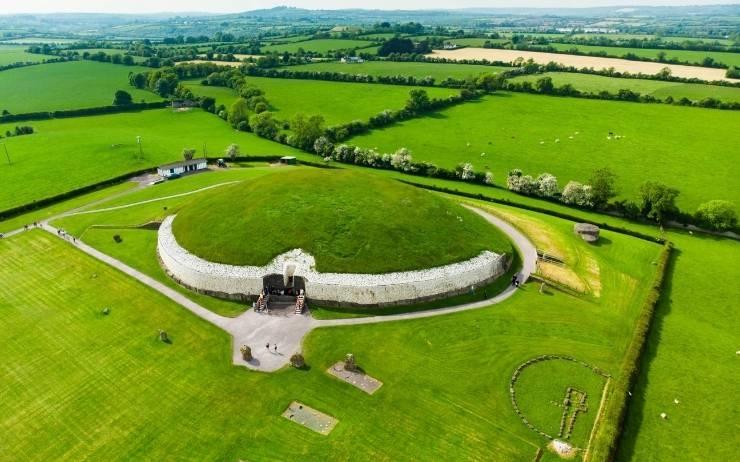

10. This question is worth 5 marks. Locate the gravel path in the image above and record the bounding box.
[32,205,536,372]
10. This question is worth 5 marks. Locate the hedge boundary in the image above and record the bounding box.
[0,101,169,124]
[585,241,673,462]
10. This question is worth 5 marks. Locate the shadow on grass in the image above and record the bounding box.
[614,247,680,460]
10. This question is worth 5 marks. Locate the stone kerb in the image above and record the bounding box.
[158,215,506,306]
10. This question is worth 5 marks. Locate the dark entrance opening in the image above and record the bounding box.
[263,274,305,297]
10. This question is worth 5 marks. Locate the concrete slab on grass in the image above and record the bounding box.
[327,362,383,394]
[282,401,337,435]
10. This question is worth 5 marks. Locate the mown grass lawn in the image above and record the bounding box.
[0,108,305,212]
[351,92,740,209]
[0,192,659,460]
[509,72,740,102]
[285,60,511,81]
[0,60,159,113]
[182,76,459,125]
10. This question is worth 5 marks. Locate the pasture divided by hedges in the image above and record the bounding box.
[284,60,510,81]
[182,76,458,125]
[350,92,740,209]
[509,72,740,103]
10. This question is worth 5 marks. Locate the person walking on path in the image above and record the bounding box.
[511,275,518,287]
[265,343,270,351]
[274,344,278,353]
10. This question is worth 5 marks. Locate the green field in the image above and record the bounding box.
[172,169,508,272]
[351,92,740,208]
[0,108,304,212]
[183,76,458,125]
[285,60,510,80]
[510,72,740,102]
[0,60,159,113]
[547,42,740,67]
[261,39,377,54]
[0,44,54,64]
[0,184,661,460]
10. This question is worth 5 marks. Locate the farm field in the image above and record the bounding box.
[509,72,740,102]
[182,76,458,125]
[567,34,735,46]
[0,181,661,460]
[445,37,509,47]
[351,92,740,209]
[285,60,510,80]
[428,48,736,82]
[0,44,54,64]
[0,109,304,212]
[260,38,378,54]
[546,42,740,67]
[0,60,159,113]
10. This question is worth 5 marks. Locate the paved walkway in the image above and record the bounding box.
[34,205,537,372]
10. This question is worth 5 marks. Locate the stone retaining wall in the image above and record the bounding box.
[157,215,507,307]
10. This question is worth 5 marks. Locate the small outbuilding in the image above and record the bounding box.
[279,156,297,165]
[157,158,207,178]
[574,223,600,243]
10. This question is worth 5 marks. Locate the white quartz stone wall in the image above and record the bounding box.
[158,215,507,306]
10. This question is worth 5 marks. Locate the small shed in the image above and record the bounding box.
[280,156,297,165]
[157,158,207,178]
[574,223,600,243]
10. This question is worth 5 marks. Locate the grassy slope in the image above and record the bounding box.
[0,195,658,460]
[284,60,510,80]
[547,42,740,67]
[183,76,458,125]
[0,108,303,212]
[172,169,508,272]
[0,61,158,113]
[509,72,740,102]
[351,92,740,209]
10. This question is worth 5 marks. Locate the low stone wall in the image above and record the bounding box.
[157,215,507,307]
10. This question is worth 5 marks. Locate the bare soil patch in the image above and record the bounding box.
[428,49,738,82]
[327,362,383,394]
[281,401,338,435]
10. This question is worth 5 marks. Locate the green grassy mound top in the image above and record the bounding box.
[172,169,510,273]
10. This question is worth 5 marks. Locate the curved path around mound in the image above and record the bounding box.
[36,205,536,372]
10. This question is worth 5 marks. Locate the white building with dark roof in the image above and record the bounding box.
[157,158,207,178]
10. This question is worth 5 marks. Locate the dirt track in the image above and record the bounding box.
[428,48,739,82]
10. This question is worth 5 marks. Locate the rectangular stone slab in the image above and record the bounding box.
[281,401,338,435]
[327,362,383,395]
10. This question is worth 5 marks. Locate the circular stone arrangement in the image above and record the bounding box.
[159,170,514,307]
[509,355,611,448]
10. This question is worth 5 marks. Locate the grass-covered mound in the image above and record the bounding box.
[172,169,510,273]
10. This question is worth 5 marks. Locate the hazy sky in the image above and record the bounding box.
[2,1,731,14]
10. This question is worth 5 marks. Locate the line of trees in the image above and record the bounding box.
[505,75,740,110]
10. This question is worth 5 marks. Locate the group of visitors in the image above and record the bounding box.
[56,228,76,244]
[511,274,521,288]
